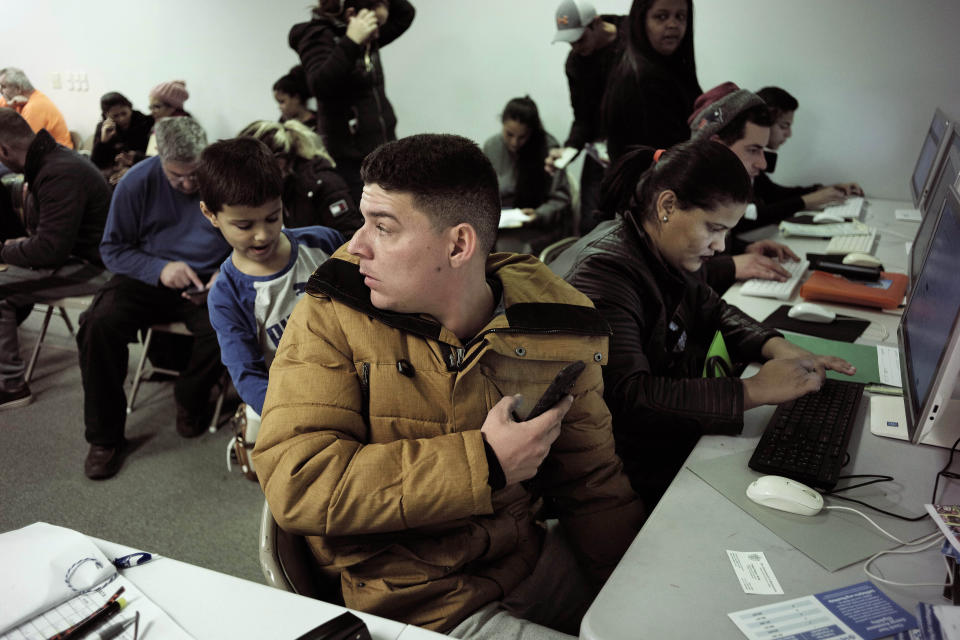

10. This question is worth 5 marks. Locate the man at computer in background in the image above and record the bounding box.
[546,0,623,234]
[689,83,802,294]
[0,108,111,409]
[0,68,73,149]
[253,133,643,638]
[752,85,863,233]
[77,117,231,480]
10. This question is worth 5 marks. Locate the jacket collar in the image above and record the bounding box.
[23,129,58,184]
[307,249,611,344]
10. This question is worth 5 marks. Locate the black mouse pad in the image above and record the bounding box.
[762,305,870,342]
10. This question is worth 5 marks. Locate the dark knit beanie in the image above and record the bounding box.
[689,83,764,140]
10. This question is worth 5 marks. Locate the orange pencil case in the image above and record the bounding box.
[799,270,907,309]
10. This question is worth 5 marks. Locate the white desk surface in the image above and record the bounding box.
[94,537,447,640]
[580,199,959,640]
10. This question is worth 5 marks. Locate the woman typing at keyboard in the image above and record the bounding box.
[552,140,856,508]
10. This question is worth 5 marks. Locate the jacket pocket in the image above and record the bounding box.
[357,361,370,427]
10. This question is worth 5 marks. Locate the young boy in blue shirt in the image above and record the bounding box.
[197,138,343,464]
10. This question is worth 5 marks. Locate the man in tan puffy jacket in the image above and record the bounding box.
[253,133,644,638]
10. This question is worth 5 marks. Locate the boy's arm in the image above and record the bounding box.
[253,295,493,538]
[208,275,270,415]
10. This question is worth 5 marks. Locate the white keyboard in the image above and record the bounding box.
[740,259,810,300]
[820,196,865,219]
[825,227,878,255]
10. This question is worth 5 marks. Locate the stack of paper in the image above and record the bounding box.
[0,523,193,639]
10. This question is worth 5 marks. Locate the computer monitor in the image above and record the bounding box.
[910,108,951,210]
[898,185,960,447]
[909,123,960,287]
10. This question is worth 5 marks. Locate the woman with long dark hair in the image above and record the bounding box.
[554,140,854,507]
[602,0,701,162]
[483,96,571,255]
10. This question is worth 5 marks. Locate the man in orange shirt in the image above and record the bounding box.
[0,68,73,149]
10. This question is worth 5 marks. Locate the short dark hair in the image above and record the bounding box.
[100,92,132,117]
[603,140,752,224]
[360,134,500,253]
[0,107,35,145]
[757,86,799,122]
[198,137,283,214]
[272,66,311,103]
[714,105,774,146]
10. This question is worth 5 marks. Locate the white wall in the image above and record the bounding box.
[5,0,960,199]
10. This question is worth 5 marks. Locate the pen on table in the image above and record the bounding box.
[47,586,127,640]
[112,552,154,569]
[90,611,139,640]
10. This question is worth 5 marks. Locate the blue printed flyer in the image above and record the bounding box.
[729,581,917,640]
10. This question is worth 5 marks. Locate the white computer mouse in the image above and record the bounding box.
[787,302,836,324]
[746,475,824,516]
[842,252,882,268]
[812,212,846,224]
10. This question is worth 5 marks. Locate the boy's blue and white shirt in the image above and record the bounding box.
[208,226,344,415]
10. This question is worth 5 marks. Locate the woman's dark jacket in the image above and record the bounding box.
[90,110,153,169]
[283,156,361,237]
[551,212,780,506]
[602,53,701,163]
[288,0,415,162]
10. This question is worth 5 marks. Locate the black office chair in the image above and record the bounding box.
[258,500,344,605]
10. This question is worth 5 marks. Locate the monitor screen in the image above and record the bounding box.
[911,126,960,282]
[902,189,960,423]
[911,154,955,280]
[911,110,950,207]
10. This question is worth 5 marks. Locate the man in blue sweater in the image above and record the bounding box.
[77,117,231,480]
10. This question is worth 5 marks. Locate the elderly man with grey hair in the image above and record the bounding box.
[0,67,73,149]
[77,117,231,479]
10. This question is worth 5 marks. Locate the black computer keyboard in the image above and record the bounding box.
[748,378,866,490]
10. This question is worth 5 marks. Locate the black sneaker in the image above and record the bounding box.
[84,442,125,480]
[175,403,211,438]
[0,383,32,410]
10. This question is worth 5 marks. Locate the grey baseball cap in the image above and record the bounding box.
[552,0,597,44]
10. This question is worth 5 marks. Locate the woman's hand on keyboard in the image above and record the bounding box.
[733,253,790,281]
[761,337,857,376]
[745,239,800,262]
[743,358,826,410]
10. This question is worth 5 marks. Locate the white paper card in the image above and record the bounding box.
[499,208,530,229]
[895,208,923,222]
[726,550,784,595]
[876,345,903,388]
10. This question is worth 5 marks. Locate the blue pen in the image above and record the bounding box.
[112,552,153,569]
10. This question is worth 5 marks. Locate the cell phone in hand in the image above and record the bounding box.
[553,147,580,171]
[522,360,586,422]
[182,285,208,305]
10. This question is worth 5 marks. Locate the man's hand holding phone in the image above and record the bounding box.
[481,394,572,486]
[480,361,585,486]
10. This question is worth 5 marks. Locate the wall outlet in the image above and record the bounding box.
[50,72,62,90]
